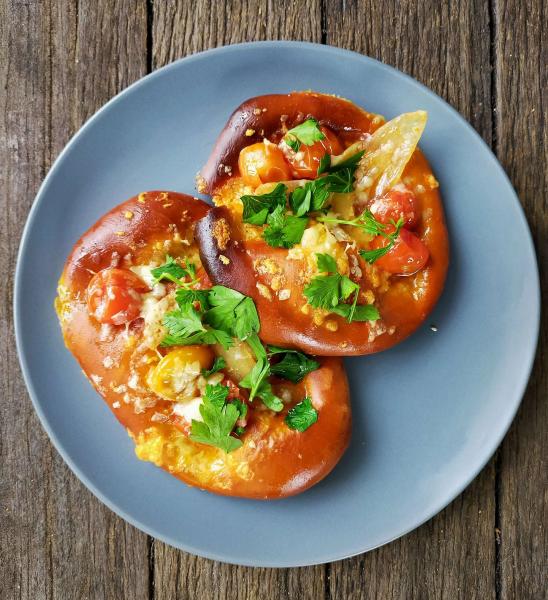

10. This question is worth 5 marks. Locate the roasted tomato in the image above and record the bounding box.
[285,126,344,179]
[87,268,148,324]
[369,189,418,229]
[56,190,351,499]
[371,228,430,275]
[238,141,292,187]
[196,92,449,356]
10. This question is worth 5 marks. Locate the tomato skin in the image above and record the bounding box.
[371,228,430,275]
[238,142,292,187]
[370,189,418,228]
[286,126,344,179]
[87,268,148,324]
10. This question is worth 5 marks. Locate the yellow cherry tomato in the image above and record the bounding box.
[238,142,292,187]
[148,346,214,401]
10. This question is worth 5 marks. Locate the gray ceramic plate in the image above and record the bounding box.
[14,42,540,567]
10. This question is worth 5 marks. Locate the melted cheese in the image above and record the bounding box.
[172,397,203,423]
[290,222,349,277]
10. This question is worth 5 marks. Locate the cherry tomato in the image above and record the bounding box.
[371,228,430,275]
[148,346,215,400]
[370,189,418,228]
[238,142,292,187]
[286,126,344,179]
[87,268,148,325]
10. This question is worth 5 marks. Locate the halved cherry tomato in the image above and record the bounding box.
[148,346,215,400]
[87,268,148,325]
[370,189,418,228]
[285,126,344,179]
[238,142,292,187]
[371,228,429,275]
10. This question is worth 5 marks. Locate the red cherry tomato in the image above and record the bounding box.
[286,126,344,179]
[370,189,418,228]
[238,142,292,187]
[371,228,430,275]
[87,268,148,325]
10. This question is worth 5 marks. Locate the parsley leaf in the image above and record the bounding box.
[285,397,318,432]
[316,253,338,274]
[239,334,283,412]
[240,184,287,225]
[323,168,355,194]
[329,150,365,172]
[303,273,341,309]
[289,178,331,215]
[268,346,320,383]
[190,384,243,453]
[256,382,284,412]
[331,303,379,321]
[151,255,197,285]
[284,118,325,152]
[303,254,379,323]
[340,275,359,300]
[263,205,308,249]
[205,286,260,340]
[202,356,226,377]
[162,304,205,339]
[289,184,313,217]
[161,323,233,349]
[239,356,271,401]
[317,153,331,175]
[175,288,210,310]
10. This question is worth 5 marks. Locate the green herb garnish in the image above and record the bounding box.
[202,356,227,377]
[303,253,379,323]
[267,346,320,383]
[317,153,331,175]
[204,286,260,341]
[239,334,284,411]
[263,205,308,249]
[329,150,365,172]
[318,210,404,264]
[285,397,318,432]
[284,118,325,152]
[190,384,244,453]
[151,255,197,286]
[241,183,288,225]
[161,285,259,349]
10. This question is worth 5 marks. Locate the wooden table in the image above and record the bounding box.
[1,1,545,598]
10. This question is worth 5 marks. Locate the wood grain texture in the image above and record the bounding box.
[1,0,546,598]
[0,1,150,599]
[324,2,496,598]
[494,0,547,598]
[152,0,321,68]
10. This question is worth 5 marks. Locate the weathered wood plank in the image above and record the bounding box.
[152,0,322,67]
[0,1,150,599]
[324,1,496,598]
[150,1,324,598]
[493,0,547,598]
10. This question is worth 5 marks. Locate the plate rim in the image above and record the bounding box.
[13,40,541,567]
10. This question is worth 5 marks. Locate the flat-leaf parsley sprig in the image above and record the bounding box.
[303,253,380,323]
[151,255,199,287]
[159,278,286,413]
[283,118,325,152]
[285,397,318,432]
[189,383,246,453]
[318,210,405,264]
